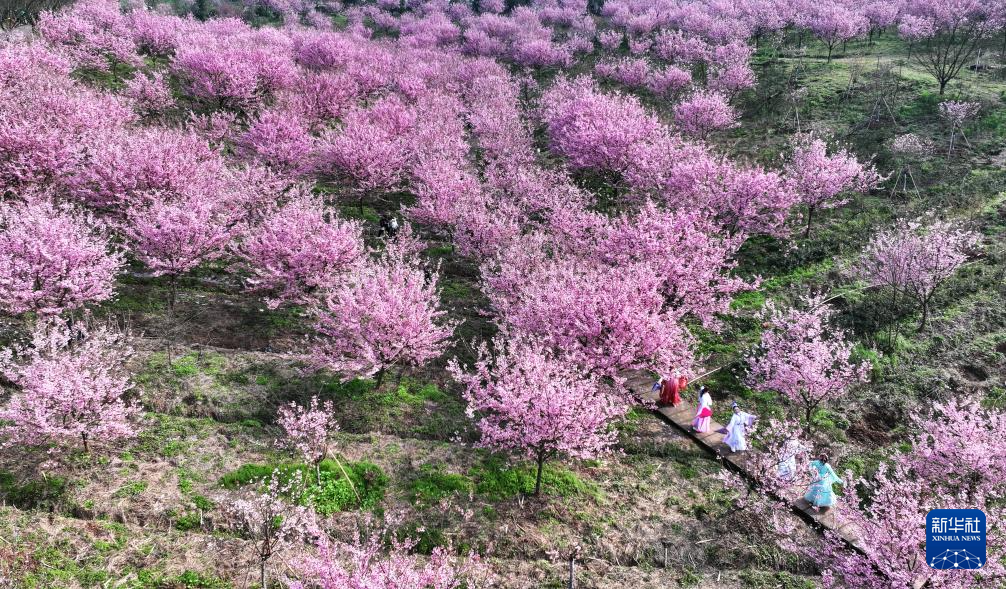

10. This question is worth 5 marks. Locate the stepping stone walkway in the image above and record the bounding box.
[628,374,930,589]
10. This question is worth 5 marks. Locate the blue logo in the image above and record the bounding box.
[926,509,986,570]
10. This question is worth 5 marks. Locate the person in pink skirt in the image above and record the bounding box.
[691,386,713,433]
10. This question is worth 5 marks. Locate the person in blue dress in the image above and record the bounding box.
[805,453,844,510]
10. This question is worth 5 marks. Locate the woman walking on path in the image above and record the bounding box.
[806,453,844,511]
[692,386,713,433]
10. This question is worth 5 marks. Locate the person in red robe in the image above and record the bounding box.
[659,375,682,407]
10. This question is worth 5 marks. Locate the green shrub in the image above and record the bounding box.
[174,512,201,532]
[0,471,69,510]
[468,456,596,500]
[113,481,148,498]
[219,459,387,514]
[408,464,472,504]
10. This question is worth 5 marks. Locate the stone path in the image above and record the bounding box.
[631,375,930,588]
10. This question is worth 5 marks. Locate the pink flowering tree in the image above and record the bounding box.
[234,188,364,309]
[0,197,124,318]
[123,71,174,118]
[746,296,871,433]
[673,90,738,139]
[313,101,413,214]
[807,4,868,63]
[311,255,455,388]
[0,318,138,453]
[900,0,991,94]
[277,396,337,484]
[784,134,882,236]
[449,335,627,496]
[122,191,240,307]
[938,100,981,154]
[485,252,694,379]
[816,403,1006,588]
[857,218,979,330]
[539,76,662,174]
[225,470,318,589]
[236,108,316,173]
[287,520,492,589]
[909,397,1006,501]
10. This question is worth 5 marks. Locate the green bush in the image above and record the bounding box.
[113,481,148,498]
[0,471,69,510]
[468,456,596,500]
[408,464,473,504]
[219,459,387,514]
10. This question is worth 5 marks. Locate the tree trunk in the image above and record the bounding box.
[939,79,947,95]
[827,46,833,64]
[804,206,815,238]
[260,561,267,589]
[918,298,930,331]
[81,432,89,453]
[375,367,386,389]
[169,275,177,309]
[534,451,546,496]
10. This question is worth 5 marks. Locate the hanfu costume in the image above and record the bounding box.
[724,408,753,452]
[805,460,844,508]
[692,390,713,433]
[659,376,681,407]
[777,440,803,482]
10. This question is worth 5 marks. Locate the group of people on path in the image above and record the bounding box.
[653,374,846,510]
[655,375,753,453]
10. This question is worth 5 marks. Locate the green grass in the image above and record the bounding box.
[468,456,598,501]
[113,481,148,498]
[407,464,473,504]
[0,471,69,511]
[739,570,816,589]
[220,458,388,514]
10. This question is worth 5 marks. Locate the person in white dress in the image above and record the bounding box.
[723,402,753,452]
[691,386,713,433]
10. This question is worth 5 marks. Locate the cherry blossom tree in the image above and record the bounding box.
[277,396,337,484]
[938,100,980,154]
[287,520,491,589]
[816,402,1006,588]
[900,0,991,94]
[784,134,882,237]
[0,318,138,452]
[311,254,455,387]
[123,71,174,118]
[746,296,871,433]
[807,4,868,63]
[225,470,318,589]
[234,188,364,308]
[0,197,124,318]
[857,218,979,330]
[122,191,240,307]
[485,251,694,379]
[539,76,661,173]
[673,90,738,138]
[448,335,627,496]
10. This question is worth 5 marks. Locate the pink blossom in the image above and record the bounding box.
[746,296,871,432]
[0,318,138,452]
[448,334,628,495]
[123,71,174,116]
[0,197,124,317]
[235,188,364,308]
[857,218,979,329]
[673,90,738,138]
[277,396,337,467]
[311,255,455,385]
